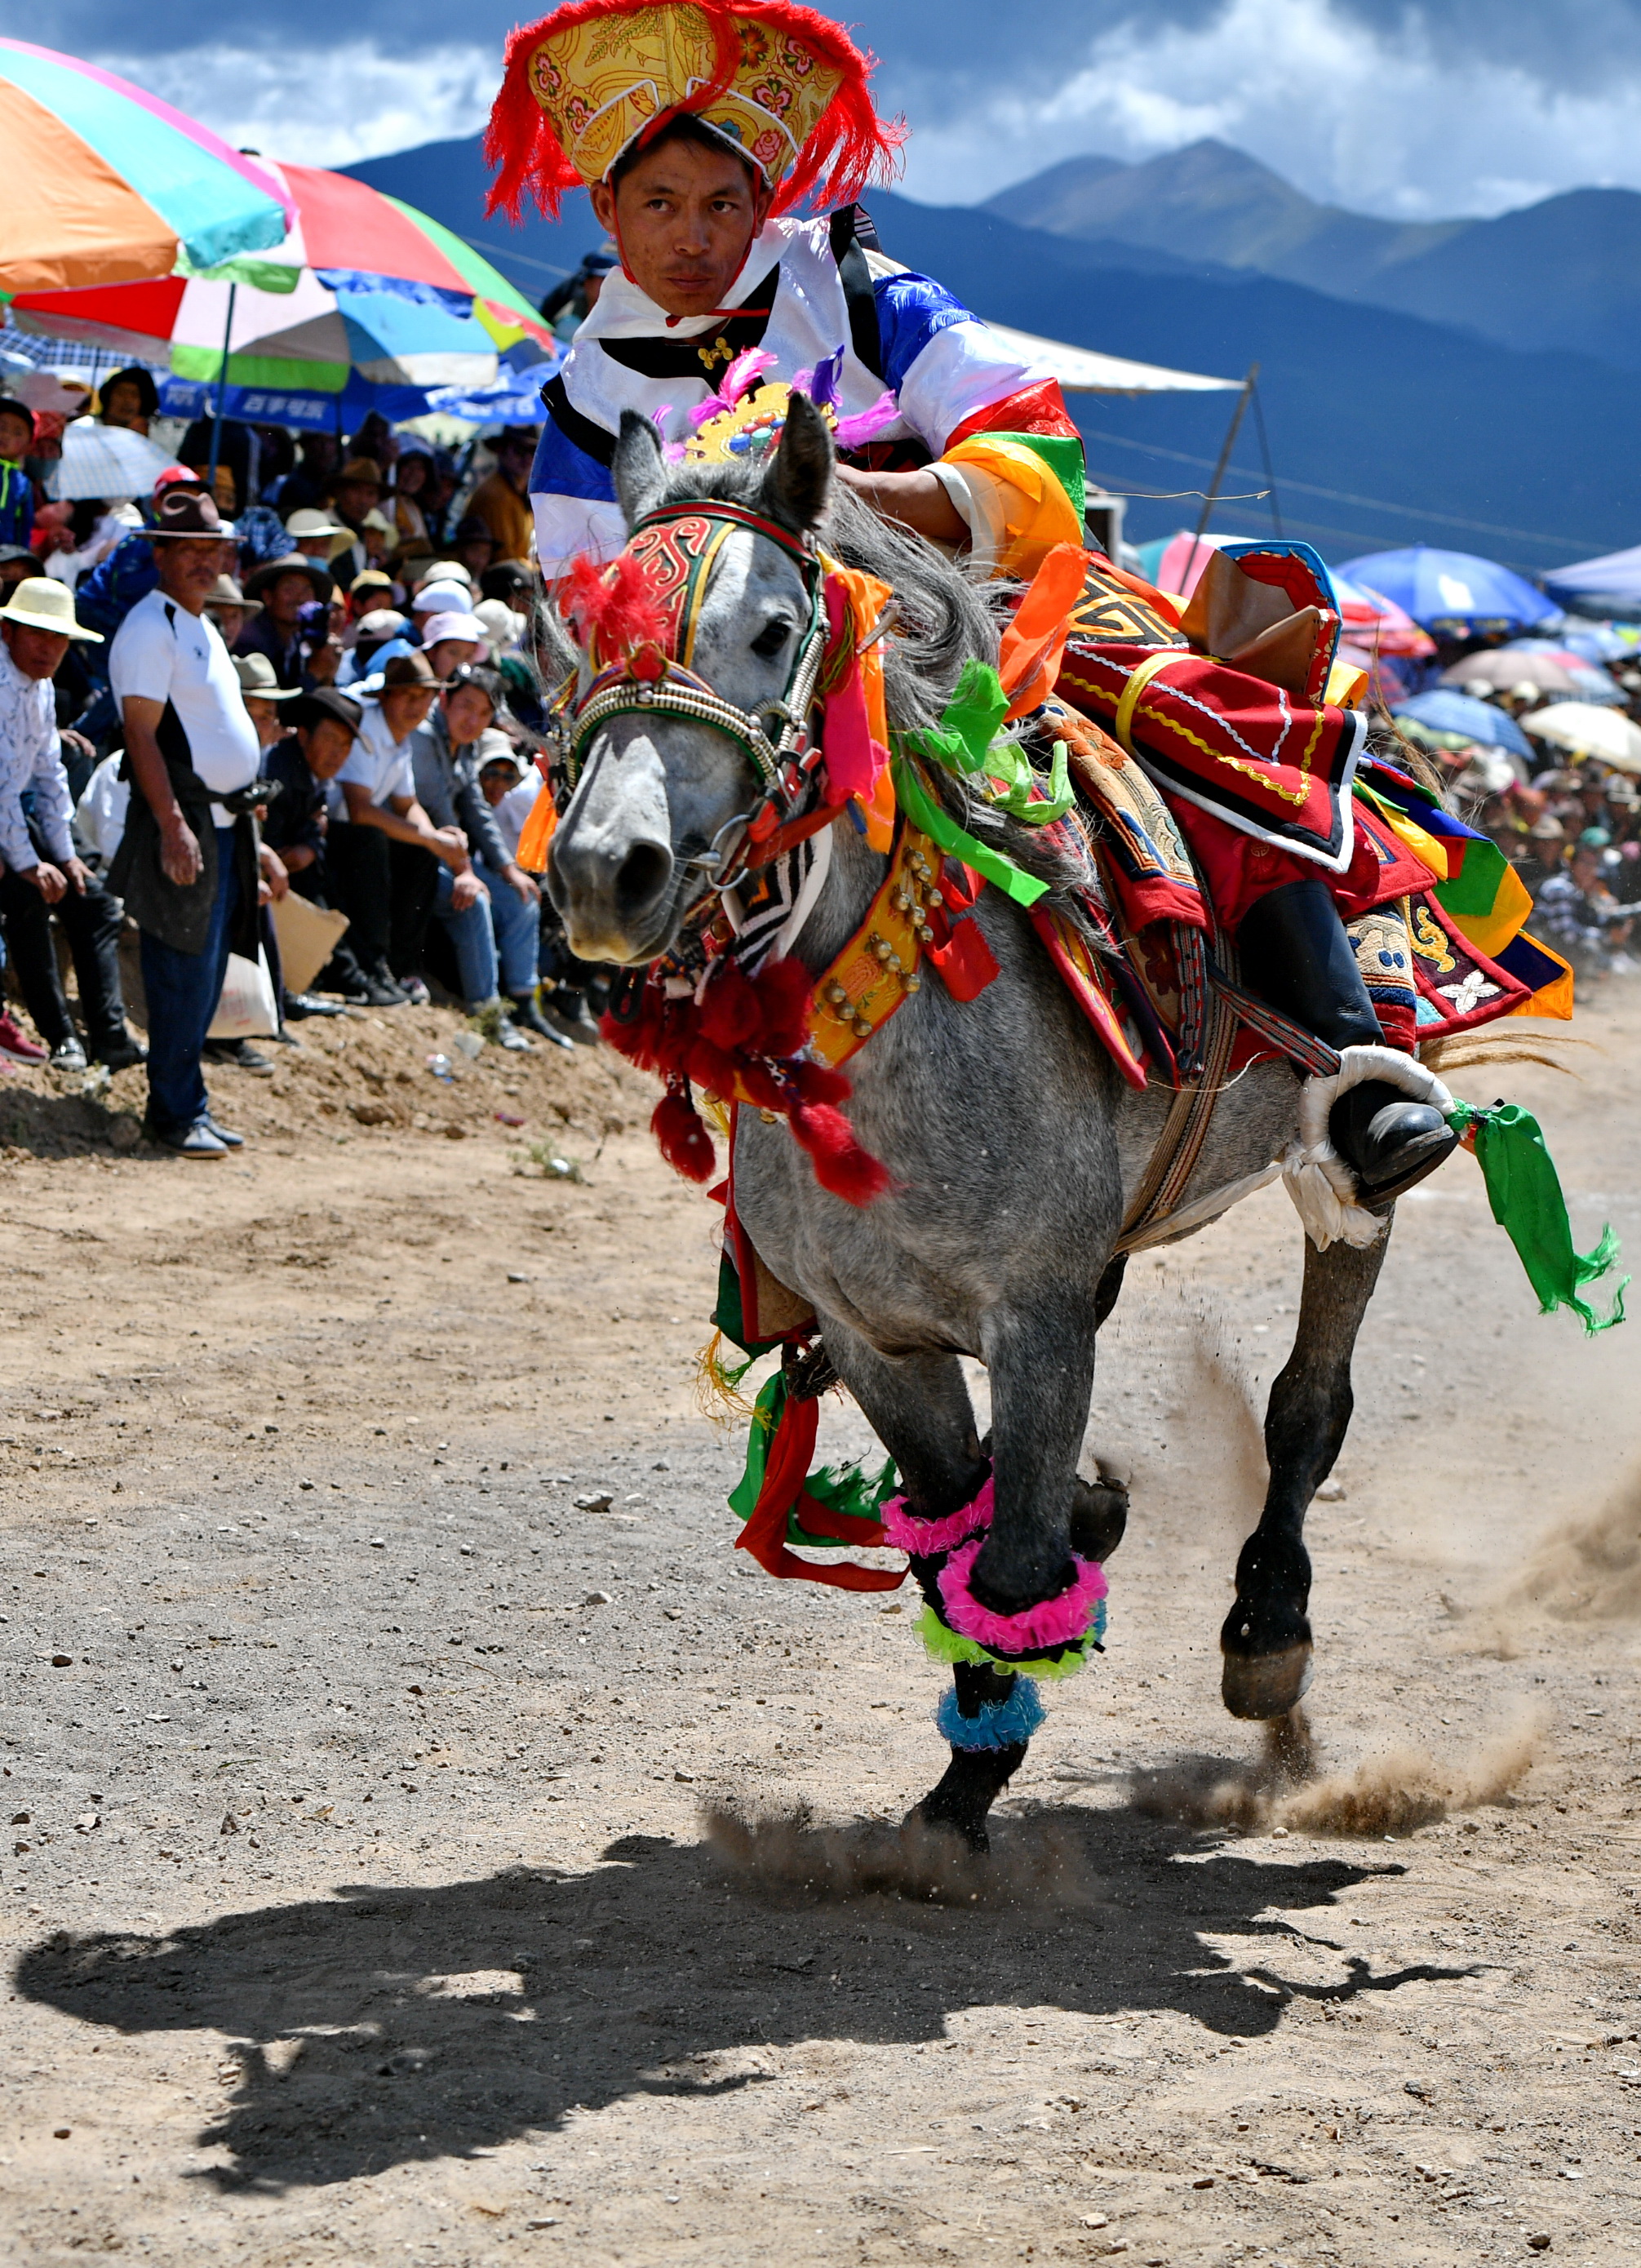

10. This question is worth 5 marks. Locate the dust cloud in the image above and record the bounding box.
[701,1799,1101,1907]
[1133,1711,1537,1838]
[1501,1462,1641,1622]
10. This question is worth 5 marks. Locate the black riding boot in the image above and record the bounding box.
[1238,878,1456,1200]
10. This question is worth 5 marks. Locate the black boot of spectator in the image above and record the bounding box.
[508,990,574,1049]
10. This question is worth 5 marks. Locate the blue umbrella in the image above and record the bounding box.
[1391,690,1534,758]
[1337,546,1559,636]
[424,360,552,427]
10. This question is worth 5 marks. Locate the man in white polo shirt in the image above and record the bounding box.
[108,487,262,1158]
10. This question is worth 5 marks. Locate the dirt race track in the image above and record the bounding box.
[1,987,1639,2268]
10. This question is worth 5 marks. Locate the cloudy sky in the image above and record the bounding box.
[41,0,1641,218]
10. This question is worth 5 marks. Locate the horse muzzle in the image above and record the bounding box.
[546,824,680,966]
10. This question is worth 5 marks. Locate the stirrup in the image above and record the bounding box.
[1282,1044,1456,1249]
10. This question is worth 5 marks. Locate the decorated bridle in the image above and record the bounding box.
[552,500,846,892]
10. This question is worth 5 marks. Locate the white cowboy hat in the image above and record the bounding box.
[0,575,103,641]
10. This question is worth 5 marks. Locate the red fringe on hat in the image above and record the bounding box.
[485,0,903,222]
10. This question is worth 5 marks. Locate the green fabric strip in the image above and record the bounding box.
[1432,835,1510,921]
[1001,432,1089,523]
[892,760,1049,908]
[1448,1100,1628,1335]
[787,1455,898,1550]
[726,1369,898,1551]
[726,1369,784,1526]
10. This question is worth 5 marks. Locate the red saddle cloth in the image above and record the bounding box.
[1013,556,1572,1092]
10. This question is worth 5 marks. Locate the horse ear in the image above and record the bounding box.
[612,409,668,527]
[761,392,834,533]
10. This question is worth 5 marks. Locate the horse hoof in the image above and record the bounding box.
[1070,1471,1129,1563]
[1222,1643,1313,1720]
[903,1801,990,1857]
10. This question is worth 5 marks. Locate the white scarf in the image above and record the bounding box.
[557,217,908,447]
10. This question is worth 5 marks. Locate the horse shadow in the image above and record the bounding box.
[13,1798,1475,2194]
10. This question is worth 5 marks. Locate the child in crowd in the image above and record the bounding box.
[0,400,36,551]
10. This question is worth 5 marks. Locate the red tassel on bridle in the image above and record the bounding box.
[602,956,892,1206]
[557,553,671,677]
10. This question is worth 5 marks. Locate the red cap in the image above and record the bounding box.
[153,464,208,495]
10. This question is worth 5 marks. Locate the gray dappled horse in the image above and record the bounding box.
[543,397,1389,1851]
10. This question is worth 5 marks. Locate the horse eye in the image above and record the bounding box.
[750,616,793,659]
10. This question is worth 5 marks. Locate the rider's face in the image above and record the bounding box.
[592,135,772,318]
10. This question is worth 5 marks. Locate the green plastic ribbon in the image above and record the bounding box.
[903,658,1075,828]
[728,1369,897,1551]
[891,758,1049,908]
[1448,1100,1628,1336]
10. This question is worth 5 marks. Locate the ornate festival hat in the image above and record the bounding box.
[486,0,903,220]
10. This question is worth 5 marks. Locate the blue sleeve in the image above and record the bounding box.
[77,535,157,646]
[530,415,617,504]
[873,271,977,398]
[0,465,30,549]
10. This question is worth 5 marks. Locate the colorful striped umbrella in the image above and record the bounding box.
[0,40,291,293]
[11,162,554,410]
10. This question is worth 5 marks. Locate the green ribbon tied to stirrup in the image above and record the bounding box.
[1447,1099,1628,1336]
[892,659,1074,908]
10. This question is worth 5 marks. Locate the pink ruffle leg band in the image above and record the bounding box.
[936,1536,1108,1655]
[878,1476,995,1556]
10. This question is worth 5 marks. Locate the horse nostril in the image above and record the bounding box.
[614,841,672,920]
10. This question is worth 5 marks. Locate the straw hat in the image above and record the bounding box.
[205,573,261,617]
[233,652,300,700]
[286,508,348,542]
[0,577,102,641]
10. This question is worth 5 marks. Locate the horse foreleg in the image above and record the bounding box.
[908,1661,1032,1854]
[818,1320,1055,1854]
[969,1292,1101,1612]
[818,1319,987,1516]
[1221,1217,1391,1720]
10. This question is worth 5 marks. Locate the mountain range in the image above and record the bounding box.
[986,140,1641,375]
[343,136,1641,574]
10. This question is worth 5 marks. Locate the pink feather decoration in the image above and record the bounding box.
[879,1476,995,1556]
[721,347,778,403]
[936,1538,1107,1654]
[833,391,899,449]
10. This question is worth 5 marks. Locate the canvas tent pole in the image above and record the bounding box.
[1183,364,1257,587]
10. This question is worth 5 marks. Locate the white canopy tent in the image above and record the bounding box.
[976,318,1240,397]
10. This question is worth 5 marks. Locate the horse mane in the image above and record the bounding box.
[532,448,1096,903]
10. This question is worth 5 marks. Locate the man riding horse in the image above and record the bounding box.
[486,0,1594,1851]
[492,0,1459,1200]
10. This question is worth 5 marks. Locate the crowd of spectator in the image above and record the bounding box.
[1413,721,1641,992]
[0,376,605,1162]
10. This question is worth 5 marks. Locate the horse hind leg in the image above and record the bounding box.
[1222,1218,1391,1720]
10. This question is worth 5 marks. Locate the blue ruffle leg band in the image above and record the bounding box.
[935,1675,1045,1751]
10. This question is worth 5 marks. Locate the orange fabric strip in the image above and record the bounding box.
[999,542,1087,722]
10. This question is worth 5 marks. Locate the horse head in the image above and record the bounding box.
[545,393,836,965]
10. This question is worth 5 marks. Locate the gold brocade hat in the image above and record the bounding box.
[486,0,903,220]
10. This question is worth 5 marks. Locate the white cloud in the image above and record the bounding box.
[99,41,499,167]
[97,0,1641,220]
[894,0,1641,216]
